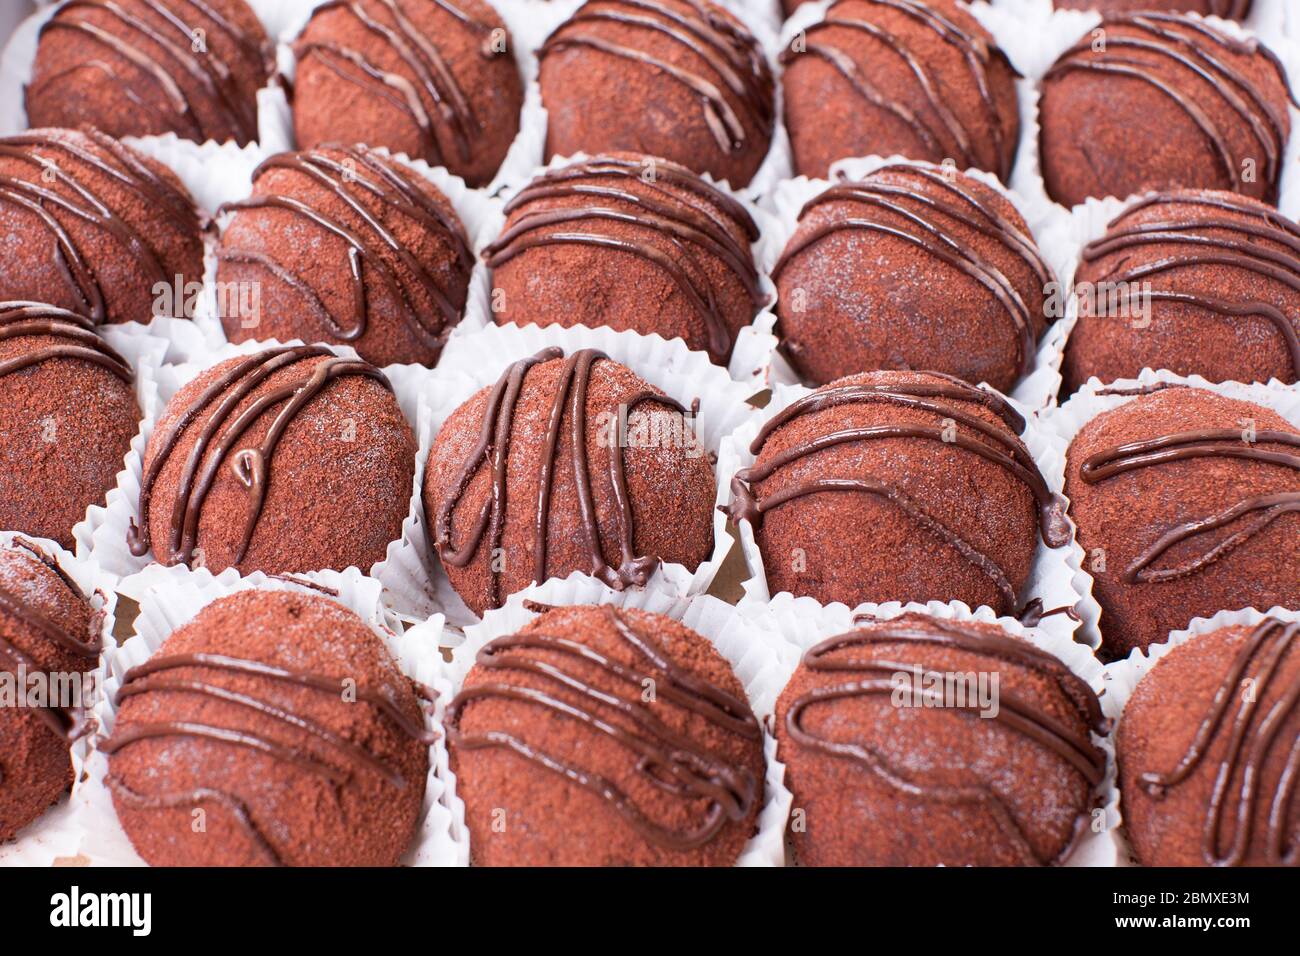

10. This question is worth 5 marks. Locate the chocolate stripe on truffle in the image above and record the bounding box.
[294,0,500,166]
[128,345,392,566]
[0,301,134,382]
[484,156,764,362]
[1080,427,1300,583]
[217,146,471,345]
[785,618,1106,865]
[540,0,775,154]
[1138,616,1300,866]
[432,348,691,609]
[446,604,759,850]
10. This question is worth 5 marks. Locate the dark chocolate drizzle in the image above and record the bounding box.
[1079,423,1300,584]
[294,0,504,166]
[431,347,692,610]
[128,345,392,567]
[1138,617,1300,866]
[780,0,1017,180]
[0,300,133,382]
[32,0,271,145]
[726,375,1070,612]
[772,162,1052,377]
[101,648,437,865]
[1043,13,1294,201]
[483,155,765,363]
[217,145,471,347]
[785,617,1106,865]
[0,129,199,323]
[539,0,775,155]
[445,604,760,850]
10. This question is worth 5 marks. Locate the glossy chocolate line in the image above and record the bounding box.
[128,345,392,566]
[1138,617,1300,866]
[0,301,134,382]
[445,604,759,850]
[786,619,1105,865]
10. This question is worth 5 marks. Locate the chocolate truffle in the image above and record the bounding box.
[27,0,273,147]
[1118,617,1300,867]
[102,589,433,866]
[446,603,764,865]
[292,0,523,188]
[776,613,1106,866]
[485,153,766,364]
[780,0,1020,181]
[727,370,1070,615]
[1054,1,1251,17]
[773,162,1056,391]
[1039,13,1292,209]
[130,345,415,576]
[538,0,775,189]
[424,347,716,617]
[1063,190,1300,392]
[0,303,140,550]
[0,128,205,325]
[0,538,101,842]
[1064,386,1300,659]
[216,145,472,367]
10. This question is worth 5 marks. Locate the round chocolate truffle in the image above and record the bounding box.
[485,153,766,365]
[1054,1,1251,17]
[130,345,415,576]
[0,538,101,843]
[424,347,716,617]
[727,370,1070,616]
[216,145,472,367]
[0,303,140,550]
[1118,616,1300,866]
[1039,13,1292,209]
[446,603,764,865]
[773,162,1056,391]
[102,589,433,866]
[27,0,273,147]
[776,613,1106,866]
[291,0,523,188]
[1063,190,1300,392]
[0,128,205,325]
[780,0,1020,181]
[538,0,775,189]
[1064,386,1300,659]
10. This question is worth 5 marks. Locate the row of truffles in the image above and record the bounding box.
[16,0,1287,202]
[3,126,1299,390]
[3,570,1294,868]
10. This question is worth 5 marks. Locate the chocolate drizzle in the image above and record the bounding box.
[431,347,691,610]
[773,162,1052,377]
[294,0,504,166]
[540,0,775,155]
[1081,191,1300,377]
[102,648,437,865]
[0,129,199,323]
[217,145,472,347]
[1138,617,1299,866]
[780,0,1017,180]
[445,604,760,850]
[784,617,1106,865]
[32,0,271,145]
[726,375,1070,612]
[1043,13,1293,200]
[1079,424,1300,584]
[0,301,133,382]
[128,345,392,567]
[483,155,765,363]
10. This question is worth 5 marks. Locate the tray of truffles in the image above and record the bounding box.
[0,0,1298,887]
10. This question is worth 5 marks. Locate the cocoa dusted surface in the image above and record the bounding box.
[1064,388,1300,659]
[105,590,430,866]
[292,0,523,188]
[449,604,764,865]
[775,613,1104,866]
[780,0,1020,181]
